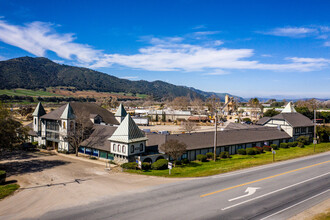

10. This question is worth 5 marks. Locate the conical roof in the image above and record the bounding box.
[109,114,148,143]
[114,103,127,117]
[281,102,297,113]
[60,103,75,119]
[32,102,46,117]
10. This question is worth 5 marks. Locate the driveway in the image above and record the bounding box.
[0,151,183,219]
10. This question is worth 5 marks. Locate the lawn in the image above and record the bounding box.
[0,184,20,200]
[0,89,60,97]
[126,143,330,178]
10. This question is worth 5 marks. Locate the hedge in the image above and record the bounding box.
[297,136,310,145]
[121,162,137,170]
[263,146,271,151]
[142,162,151,171]
[0,170,6,184]
[151,159,168,170]
[246,148,256,155]
[237,149,246,155]
[270,144,278,150]
[206,152,214,159]
[182,158,190,164]
[280,143,289,148]
[219,151,230,159]
[197,154,207,162]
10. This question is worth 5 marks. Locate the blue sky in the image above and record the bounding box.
[0,0,329,99]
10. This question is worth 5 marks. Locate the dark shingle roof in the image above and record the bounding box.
[80,125,117,151]
[25,122,37,136]
[147,126,291,151]
[256,117,271,125]
[272,113,313,127]
[41,102,119,125]
[225,122,262,130]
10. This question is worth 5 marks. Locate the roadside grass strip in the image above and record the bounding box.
[126,143,330,178]
[0,184,20,200]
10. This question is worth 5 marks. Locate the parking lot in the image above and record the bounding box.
[0,151,183,219]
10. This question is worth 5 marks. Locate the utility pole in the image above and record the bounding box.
[214,111,217,161]
[314,109,316,152]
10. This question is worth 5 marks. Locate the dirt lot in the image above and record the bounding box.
[0,151,183,219]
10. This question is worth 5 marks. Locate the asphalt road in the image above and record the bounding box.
[41,152,330,220]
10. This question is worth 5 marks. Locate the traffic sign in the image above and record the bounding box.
[168,162,173,169]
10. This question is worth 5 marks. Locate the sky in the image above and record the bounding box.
[0,0,329,99]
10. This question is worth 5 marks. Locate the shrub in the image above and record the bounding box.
[280,143,289,149]
[297,136,310,145]
[263,146,271,151]
[254,146,264,154]
[31,141,38,146]
[292,141,298,147]
[206,152,214,159]
[174,160,182,165]
[287,142,294,148]
[270,144,278,150]
[219,151,230,159]
[0,170,6,184]
[151,159,168,170]
[142,162,151,171]
[237,149,246,155]
[197,154,208,162]
[89,156,98,160]
[297,142,305,148]
[246,148,256,155]
[40,144,46,149]
[182,158,190,164]
[121,162,138,170]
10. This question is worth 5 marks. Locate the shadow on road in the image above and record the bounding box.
[0,159,71,177]
[0,150,55,161]
[21,178,91,190]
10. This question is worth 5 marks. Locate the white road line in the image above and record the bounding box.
[259,189,330,220]
[221,172,330,211]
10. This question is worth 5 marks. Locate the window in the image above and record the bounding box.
[301,127,306,133]
[63,121,66,129]
[70,121,74,130]
[122,145,126,153]
[34,118,36,125]
[118,144,121,152]
[131,145,134,153]
[113,144,116,152]
[295,128,300,134]
[140,143,144,151]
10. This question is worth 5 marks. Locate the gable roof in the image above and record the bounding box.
[272,112,313,127]
[225,122,262,130]
[256,117,271,125]
[32,102,46,117]
[147,126,291,151]
[114,103,127,117]
[41,102,119,125]
[109,114,148,143]
[80,124,117,151]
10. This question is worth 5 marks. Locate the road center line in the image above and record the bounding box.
[200,160,330,198]
[259,189,330,220]
[220,172,330,211]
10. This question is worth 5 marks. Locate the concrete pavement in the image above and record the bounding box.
[40,152,330,220]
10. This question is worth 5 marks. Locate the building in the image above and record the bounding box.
[257,102,314,141]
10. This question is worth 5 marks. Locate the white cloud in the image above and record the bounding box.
[324,41,330,47]
[193,31,220,36]
[0,19,329,74]
[203,70,228,75]
[0,19,101,64]
[263,27,317,37]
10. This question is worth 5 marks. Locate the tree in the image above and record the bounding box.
[263,108,280,117]
[191,98,204,122]
[0,103,28,153]
[159,139,187,164]
[65,113,93,156]
[180,121,199,133]
[170,96,190,110]
[248,98,260,121]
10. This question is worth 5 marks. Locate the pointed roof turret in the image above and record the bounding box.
[60,103,75,119]
[281,102,297,113]
[109,114,147,143]
[114,103,127,118]
[32,102,46,117]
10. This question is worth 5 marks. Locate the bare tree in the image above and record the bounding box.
[191,98,204,122]
[180,121,199,133]
[170,96,190,110]
[159,139,187,164]
[65,113,93,156]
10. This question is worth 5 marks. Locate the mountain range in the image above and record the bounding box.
[0,57,245,101]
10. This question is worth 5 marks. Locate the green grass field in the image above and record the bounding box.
[0,89,60,97]
[0,184,20,200]
[126,143,330,178]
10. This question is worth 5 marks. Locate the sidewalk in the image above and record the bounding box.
[40,149,118,168]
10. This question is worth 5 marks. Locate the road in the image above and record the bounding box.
[41,152,330,220]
